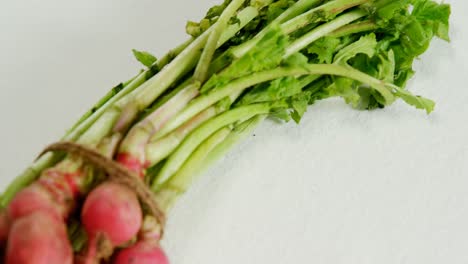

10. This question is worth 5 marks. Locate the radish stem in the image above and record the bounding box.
[194,0,247,83]
[285,10,367,57]
[153,103,273,190]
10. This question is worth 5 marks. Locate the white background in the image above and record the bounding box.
[0,1,467,263]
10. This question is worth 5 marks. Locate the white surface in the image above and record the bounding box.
[0,1,467,263]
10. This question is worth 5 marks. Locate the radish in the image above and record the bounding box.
[6,166,84,222]
[113,241,169,264]
[7,185,61,221]
[116,153,149,178]
[0,210,9,246]
[78,182,143,263]
[6,211,72,264]
[2,166,83,263]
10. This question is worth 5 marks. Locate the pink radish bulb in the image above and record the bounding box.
[81,182,143,247]
[0,210,10,246]
[116,153,148,178]
[6,211,73,264]
[7,185,61,221]
[113,240,169,264]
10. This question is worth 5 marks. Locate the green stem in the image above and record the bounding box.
[142,7,259,120]
[194,0,247,83]
[140,74,196,121]
[70,33,191,141]
[119,82,200,157]
[201,115,266,173]
[152,103,272,190]
[67,35,197,144]
[229,0,323,58]
[0,153,62,208]
[154,126,231,211]
[71,72,148,145]
[151,68,300,139]
[327,20,377,38]
[276,0,324,23]
[210,3,368,84]
[218,7,259,45]
[145,91,243,168]
[153,63,395,140]
[148,12,369,147]
[285,9,367,57]
[65,73,141,138]
[145,107,218,166]
[149,73,316,176]
[76,5,260,147]
[144,89,243,167]
[158,38,194,68]
[281,0,369,35]
[119,3,255,159]
[154,115,265,211]
[122,5,261,111]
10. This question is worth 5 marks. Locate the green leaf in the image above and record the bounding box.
[303,77,333,103]
[266,0,296,23]
[266,91,311,124]
[377,49,396,83]
[306,36,341,64]
[368,0,451,73]
[325,78,361,108]
[318,33,391,110]
[334,33,377,65]
[394,87,435,114]
[282,52,309,69]
[229,16,241,26]
[372,0,411,21]
[289,91,311,123]
[412,0,451,41]
[201,25,289,93]
[394,68,415,88]
[186,19,213,38]
[251,0,276,9]
[358,89,384,110]
[205,0,232,20]
[269,108,291,122]
[239,76,303,105]
[132,49,157,68]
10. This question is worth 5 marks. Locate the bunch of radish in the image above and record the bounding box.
[0,0,450,263]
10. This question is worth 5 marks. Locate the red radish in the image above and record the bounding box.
[6,211,72,264]
[113,241,169,264]
[105,138,164,264]
[7,185,61,221]
[112,215,169,264]
[0,210,9,246]
[116,153,149,177]
[3,166,85,262]
[79,182,143,262]
[7,167,84,222]
[82,182,142,245]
